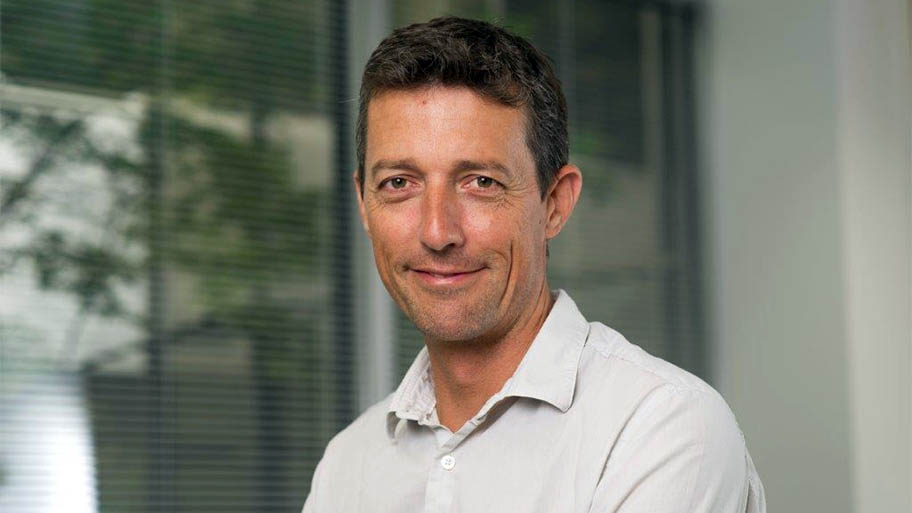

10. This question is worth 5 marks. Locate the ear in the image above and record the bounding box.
[353,170,371,235]
[544,164,582,239]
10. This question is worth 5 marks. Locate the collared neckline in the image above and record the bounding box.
[500,289,590,411]
[386,290,591,439]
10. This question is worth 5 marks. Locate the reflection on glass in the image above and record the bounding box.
[0,374,98,513]
[2,1,340,511]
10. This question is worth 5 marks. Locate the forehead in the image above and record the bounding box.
[364,86,533,174]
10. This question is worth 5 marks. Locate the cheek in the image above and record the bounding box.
[462,204,513,252]
[367,202,422,257]
[514,206,548,262]
[464,202,544,254]
[463,209,494,234]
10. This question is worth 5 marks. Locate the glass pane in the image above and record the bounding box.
[1,1,349,512]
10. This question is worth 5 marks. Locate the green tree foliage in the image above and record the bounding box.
[1,0,330,365]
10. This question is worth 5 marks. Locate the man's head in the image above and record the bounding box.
[357,16,568,198]
[355,17,581,344]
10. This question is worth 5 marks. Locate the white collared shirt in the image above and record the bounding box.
[302,290,766,512]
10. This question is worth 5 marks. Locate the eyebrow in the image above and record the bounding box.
[370,158,513,178]
[452,159,512,177]
[370,158,421,177]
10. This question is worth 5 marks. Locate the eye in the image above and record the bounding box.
[463,175,502,193]
[475,176,495,188]
[382,176,409,190]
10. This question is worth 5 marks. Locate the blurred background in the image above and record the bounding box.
[0,1,908,512]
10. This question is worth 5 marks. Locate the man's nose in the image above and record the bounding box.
[419,187,465,252]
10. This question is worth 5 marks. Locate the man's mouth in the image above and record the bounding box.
[409,267,485,286]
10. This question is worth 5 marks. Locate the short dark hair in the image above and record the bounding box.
[357,16,568,198]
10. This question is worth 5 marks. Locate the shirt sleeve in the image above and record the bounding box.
[588,385,765,513]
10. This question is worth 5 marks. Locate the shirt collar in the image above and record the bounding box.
[500,289,590,411]
[386,290,590,439]
[387,346,434,432]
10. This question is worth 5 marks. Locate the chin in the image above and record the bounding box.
[414,322,489,344]
[405,300,498,343]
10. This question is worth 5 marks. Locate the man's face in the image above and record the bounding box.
[357,86,568,343]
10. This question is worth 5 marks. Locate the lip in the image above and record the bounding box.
[410,267,484,287]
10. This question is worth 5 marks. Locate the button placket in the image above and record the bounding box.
[424,448,457,512]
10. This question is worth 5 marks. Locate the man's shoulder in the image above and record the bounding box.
[578,321,745,449]
[582,321,719,398]
[580,323,764,512]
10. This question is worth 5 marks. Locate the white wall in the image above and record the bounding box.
[836,2,911,511]
[698,1,911,512]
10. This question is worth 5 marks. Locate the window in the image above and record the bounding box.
[0,1,701,511]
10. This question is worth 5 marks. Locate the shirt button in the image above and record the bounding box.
[440,454,456,471]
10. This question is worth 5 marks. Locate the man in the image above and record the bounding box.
[303,17,765,513]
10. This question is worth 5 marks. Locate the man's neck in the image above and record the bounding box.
[425,284,555,432]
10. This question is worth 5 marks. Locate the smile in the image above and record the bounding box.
[410,268,484,287]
